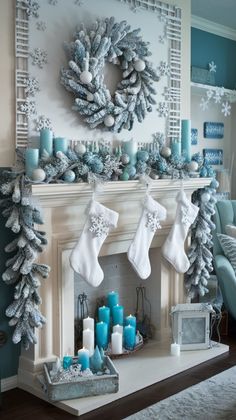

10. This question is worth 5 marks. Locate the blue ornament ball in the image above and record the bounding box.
[91,158,104,174]
[120,171,129,181]
[83,151,95,164]
[210,178,219,189]
[125,164,136,178]
[120,153,130,165]
[207,167,215,177]
[136,150,149,162]
[63,170,76,183]
[199,167,208,177]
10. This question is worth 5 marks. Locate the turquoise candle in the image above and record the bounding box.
[125,314,136,331]
[40,128,53,157]
[124,324,136,350]
[95,321,108,349]
[98,306,110,328]
[171,139,181,157]
[107,291,119,310]
[77,348,89,371]
[62,355,72,369]
[112,304,124,326]
[123,138,137,165]
[25,148,39,179]
[90,345,103,372]
[54,137,68,155]
[181,120,191,162]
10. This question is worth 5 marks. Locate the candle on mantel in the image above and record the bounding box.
[125,314,136,331]
[62,354,73,369]
[181,119,191,163]
[83,316,94,331]
[98,306,110,328]
[95,321,108,349]
[77,347,90,370]
[112,304,124,326]
[40,128,53,157]
[25,148,39,179]
[82,328,94,356]
[170,342,180,356]
[113,324,123,336]
[107,291,119,310]
[111,332,123,355]
[54,137,68,154]
[124,324,136,350]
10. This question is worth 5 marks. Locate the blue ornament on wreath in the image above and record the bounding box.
[63,169,76,183]
[136,150,149,162]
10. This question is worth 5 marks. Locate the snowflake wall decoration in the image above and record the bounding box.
[159,61,170,77]
[89,215,109,237]
[222,101,231,117]
[157,102,169,117]
[19,99,36,118]
[18,0,40,18]
[36,21,46,31]
[30,48,48,69]
[146,212,162,232]
[35,115,52,131]
[200,97,209,111]
[48,0,58,5]
[24,76,40,96]
[209,61,217,73]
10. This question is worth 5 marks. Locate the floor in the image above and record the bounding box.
[1,332,236,420]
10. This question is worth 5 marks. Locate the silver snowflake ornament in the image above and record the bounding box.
[209,61,217,73]
[89,215,110,237]
[159,12,167,23]
[159,35,166,44]
[157,102,169,117]
[35,115,52,131]
[181,205,192,225]
[222,101,231,117]
[103,156,122,178]
[206,89,214,100]
[30,48,48,69]
[146,212,162,232]
[159,61,170,77]
[19,98,36,118]
[200,97,209,111]
[18,0,40,18]
[24,76,40,96]
[36,21,46,31]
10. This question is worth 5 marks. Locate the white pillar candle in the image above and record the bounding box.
[113,324,123,336]
[83,316,94,331]
[83,328,94,356]
[171,342,180,356]
[111,332,123,355]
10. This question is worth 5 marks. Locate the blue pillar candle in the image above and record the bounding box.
[112,304,124,326]
[62,355,73,369]
[98,306,110,328]
[123,138,137,165]
[77,347,90,371]
[54,137,68,155]
[124,325,136,350]
[95,321,108,349]
[107,291,119,310]
[125,315,136,331]
[181,120,191,162]
[171,139,181,157]
[25,148,39,179]
[40,128,53,157]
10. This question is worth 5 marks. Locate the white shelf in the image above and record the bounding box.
[191,81,236,103]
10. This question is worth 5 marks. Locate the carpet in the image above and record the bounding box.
[125,366,236,420]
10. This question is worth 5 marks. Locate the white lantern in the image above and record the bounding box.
[80,70,93,84]
[104,115,115,127]
[133,59,146,72]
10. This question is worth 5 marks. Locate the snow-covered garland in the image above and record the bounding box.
[60,17,159,132]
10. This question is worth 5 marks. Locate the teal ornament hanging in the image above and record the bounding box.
[61,17,159,132]
[63,169,76,182]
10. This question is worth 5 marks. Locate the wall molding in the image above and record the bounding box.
[191,15,236,41]
[1,375,18,392]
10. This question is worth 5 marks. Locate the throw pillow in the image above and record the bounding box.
[225,224,236,238]
[217,233,236,275]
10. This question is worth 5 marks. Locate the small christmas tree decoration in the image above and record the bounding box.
[128,194,167,279]
[70,200,119,287]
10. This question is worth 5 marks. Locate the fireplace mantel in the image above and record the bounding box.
[18,177,220,415]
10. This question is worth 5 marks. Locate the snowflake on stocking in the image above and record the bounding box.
[89,215,109,237]
[146,212,162,232]
[181,205,192,225]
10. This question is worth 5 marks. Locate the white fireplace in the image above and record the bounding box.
[17,179,228,416]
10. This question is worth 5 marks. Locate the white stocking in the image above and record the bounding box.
[70,200,119,287]
[128,194,167,279]
[162,189,199,273]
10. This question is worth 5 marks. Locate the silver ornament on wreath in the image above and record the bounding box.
[61,16,159,133]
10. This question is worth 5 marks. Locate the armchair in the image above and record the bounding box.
[212,200,236,320]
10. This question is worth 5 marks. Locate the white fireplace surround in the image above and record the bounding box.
[17,178,229,415]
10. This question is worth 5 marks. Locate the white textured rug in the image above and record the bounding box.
[125,366,236,420]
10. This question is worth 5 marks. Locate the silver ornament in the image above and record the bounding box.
[187,161,198,172]
[31,168,46,182]
[120,153,130,165]
[160,146,171,158]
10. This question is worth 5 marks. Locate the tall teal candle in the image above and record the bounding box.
[124,324,136,350]
[112,304,124,326]
[181,120,191,162]
[125,314,136,331]
[77,348,89,371]
[171,139,181,157]
[40,128,53,157]
[107,291,119,310]
[25,148,39,178]
[95,321,108,349]
[98,306,110,328]
[123,139,137,165]
[54,137,68,155]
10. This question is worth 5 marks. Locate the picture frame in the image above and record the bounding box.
[204,122,224,139]
[203,148,223,165]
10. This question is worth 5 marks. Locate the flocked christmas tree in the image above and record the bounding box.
[185,178,218,299]
[0,169,50,349]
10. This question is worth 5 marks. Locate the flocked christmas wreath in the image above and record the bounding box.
[61,16,159,132]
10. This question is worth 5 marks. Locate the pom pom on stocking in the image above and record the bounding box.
[70,200,119,287]
[128,194,167,279]
[162,190,199,273]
